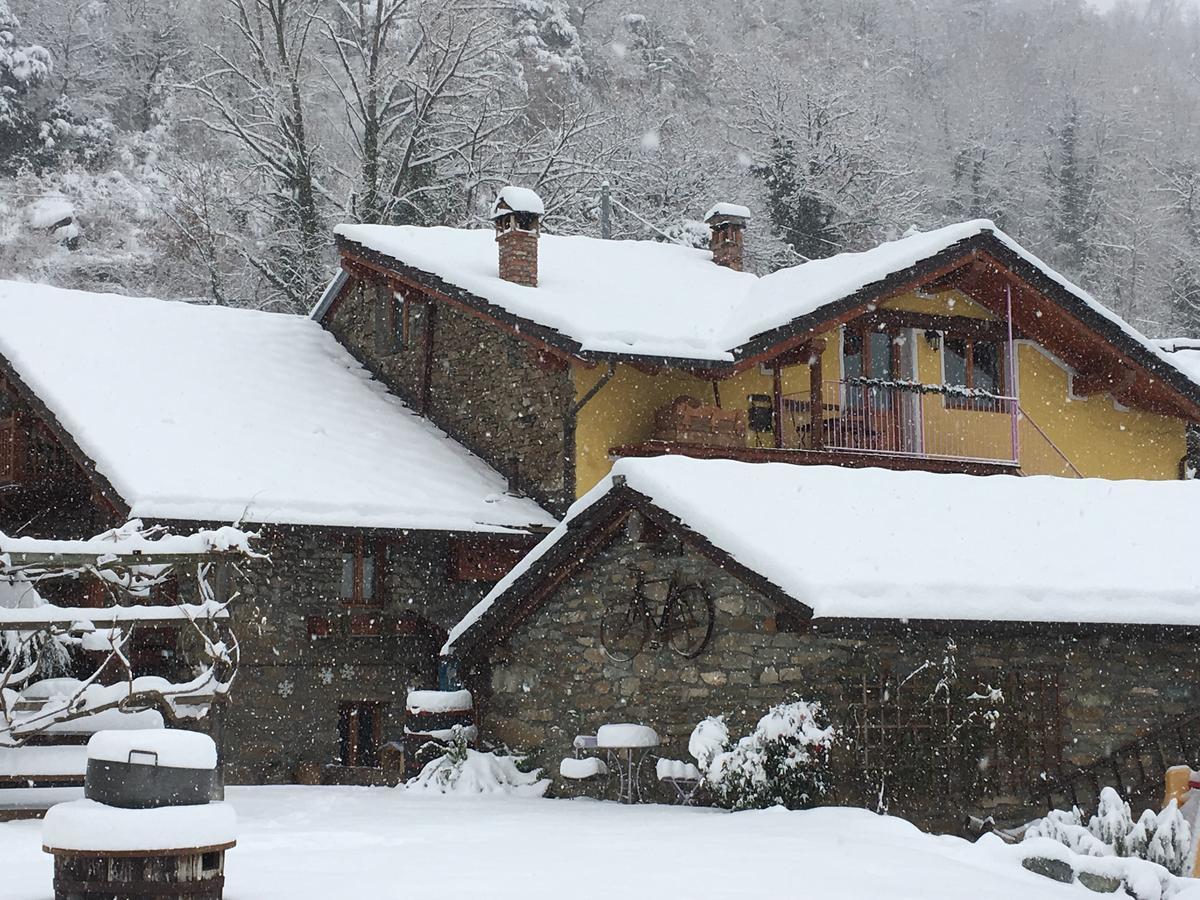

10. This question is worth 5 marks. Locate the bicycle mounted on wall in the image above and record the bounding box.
[599,570,716,662]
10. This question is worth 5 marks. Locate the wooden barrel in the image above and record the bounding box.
[403,689,475,779]
[51,844,231,900]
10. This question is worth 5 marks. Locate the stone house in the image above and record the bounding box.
[442,455,1200,830]
[0,281,554,784]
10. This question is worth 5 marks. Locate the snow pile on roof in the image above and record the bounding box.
[1156,338,1200,383]
[704,202,751,221]
[491,186,544,218]
[0,281,553,532]
[335,225,757,359]
[446,457,1200,651]
[337,220,1200,393]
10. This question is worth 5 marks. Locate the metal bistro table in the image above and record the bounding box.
[595,723,660,804]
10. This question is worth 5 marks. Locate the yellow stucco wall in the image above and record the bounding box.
[570,289,1188,496]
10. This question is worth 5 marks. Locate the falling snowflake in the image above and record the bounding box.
[319,667,334,685]
[278,679,294,698]
[340,664,355,681]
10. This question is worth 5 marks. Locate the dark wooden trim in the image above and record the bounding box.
[609,439,1020,477]
[864,307,1016,342]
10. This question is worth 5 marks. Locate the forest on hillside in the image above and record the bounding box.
[3,0,1200,336]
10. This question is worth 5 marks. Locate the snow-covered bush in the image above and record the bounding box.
[691,700,836,811]
[405,726,550,797]
[1025,787,1193,876]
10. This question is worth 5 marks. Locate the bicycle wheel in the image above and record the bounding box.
[600,597,649,662]
[666,582,714,659]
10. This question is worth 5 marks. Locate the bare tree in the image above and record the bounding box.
[189,0,328,312]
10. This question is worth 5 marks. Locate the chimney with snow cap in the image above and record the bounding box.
[704,202,751,271]
[491,186,544,287]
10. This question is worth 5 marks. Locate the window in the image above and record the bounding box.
[337,702,383,767]
[340,535,384,606]
[373,284,408,355]
[943,335,1005,409]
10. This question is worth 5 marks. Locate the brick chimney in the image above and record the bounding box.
[491,186,545,287]
[704,203,751,271]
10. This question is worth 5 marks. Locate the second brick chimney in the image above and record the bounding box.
[491,186,545,287]
[704,202,751,271]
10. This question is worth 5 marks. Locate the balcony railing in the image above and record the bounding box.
[782,378,1019,466]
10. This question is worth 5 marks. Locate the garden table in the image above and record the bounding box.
[596,723,659,804]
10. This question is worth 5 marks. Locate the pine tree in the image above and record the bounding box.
[1089,787,1134,856]
[1128,808,1159,859]
[1147,800,1192,876]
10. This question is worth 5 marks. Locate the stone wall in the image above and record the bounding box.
[324,273,575,513]
[467,519,1200,829]
[425,298,571,511]
[324,277,428,407]
[222,525,492,783]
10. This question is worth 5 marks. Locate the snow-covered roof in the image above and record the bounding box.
[334,219,1200,397]
[335,224,757,359]
[704,202,751,221]
[445,457,1200,653]
[490,186,545,218]
[0,281,554,533]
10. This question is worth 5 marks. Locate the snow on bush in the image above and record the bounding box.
[404,727,549,798]
[691,700,836,811]
[1025,786,1193,876]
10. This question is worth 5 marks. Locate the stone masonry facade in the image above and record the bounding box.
[325,274,574,513]
[219,525,492,783]
[465,516,1200,830]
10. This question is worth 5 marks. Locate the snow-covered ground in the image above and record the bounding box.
[0,786,1082,899]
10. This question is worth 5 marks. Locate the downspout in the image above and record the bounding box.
[563,362,617,504]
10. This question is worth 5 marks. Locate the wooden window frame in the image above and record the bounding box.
[340,534,386,608]
[942,333,1007,410]
[337,701,384,768]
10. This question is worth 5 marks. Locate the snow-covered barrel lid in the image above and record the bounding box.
[87,729,217,771]
[42,799,237,854]
[490,186,545,219]
[406,688,473,714]
[704,202,751,223]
